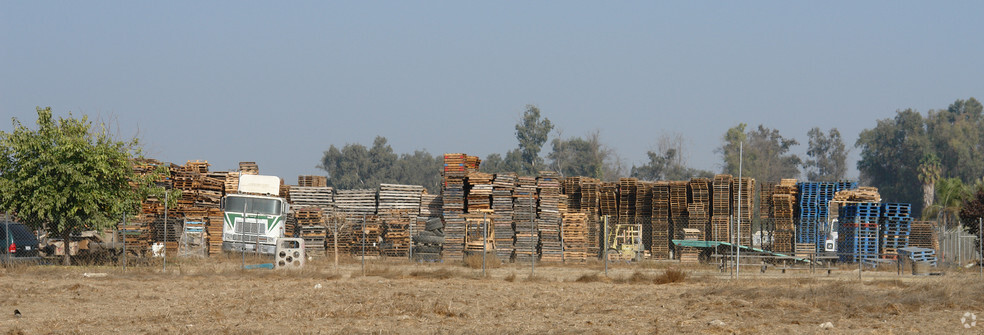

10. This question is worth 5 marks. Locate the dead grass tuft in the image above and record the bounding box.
[610,269,687,285]
[656,269,687,284]
[463,253,502,269]
[574,272,611,283]
[353,266,404,279]
[409,268,462,279]
[504,273,516,282]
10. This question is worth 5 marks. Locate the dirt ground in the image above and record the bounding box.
[1,255,982,334]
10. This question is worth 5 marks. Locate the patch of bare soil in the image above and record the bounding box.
[0,256,980,334]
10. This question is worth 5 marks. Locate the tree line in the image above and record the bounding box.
[319,98,984,219]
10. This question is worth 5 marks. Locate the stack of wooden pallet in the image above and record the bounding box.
[206,209,224,255]
[771,179,798,253]
[732,177,754,246]
[289,186,334,213]
[224,172,240,194]
[298,175,328,187]
[351,215,382,256]
[562,212,588,262]
[334,189,377,216]
[466,172,493,211]
[327,216,358,255]
[759,182,776,219]
[295,207,327,254]
[711,175,732,243]
[563,177,583,212]
[121,215,153,256]
[379,209,413,257]
[599,183,618,218]
[580,178,601,257]
[442,153,473,261]
[680,228,702,263]
[908,221,939,250]
[635,181,654,252]
[513,176,538,262]
[492,173,516,260]
[688,178,711,241]
[618,178,637,225]
[538,171,564,262]
[651,182,671,259]
[239,161,259,175]
[669,181,689,257]
[378,184,423,214]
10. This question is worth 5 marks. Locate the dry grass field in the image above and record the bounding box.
[1,255,983,334]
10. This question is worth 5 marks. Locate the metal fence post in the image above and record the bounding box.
[482,212,487,277]
[122,213,127,273]
[604,215,609,277]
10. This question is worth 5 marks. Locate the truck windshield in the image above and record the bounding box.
[225,197,282,215]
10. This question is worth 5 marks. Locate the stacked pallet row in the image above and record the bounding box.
[513,176,538,262]
[635,182,654,253]
[289,186,334,214]
[651,182,671,259]
[838,203,881,262]
[327,216,360,255]
[441,153,470,261]
[295,207,327,254]
[771,179,797,253]
[711,175,732,243]
[379,209,414,257]
[538,171,564,262]
[239,161,259,175]
[599,183,618,219]
[206,209,224,255]
[334,189,377,216]
[562,212,588,262]
[908,221,939,250]
[170,161,226,254]
[687,178,711,241]
[618,178,637,225]
[352,215,383,256]
[732,177,754,246]
[416,194,442,233]
[580,179,601,257]
[564,177,583,212]
[466,172,493,212]
[759,182,776,220]
[879,203,912,259]
[297,175,327,187]
[224,172,240,194]
[129,159,168,255]
[680,228,701,263]
[796,181,857,252]
[492,173,516,260]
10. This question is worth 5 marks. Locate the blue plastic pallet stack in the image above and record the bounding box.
[796,181,858,252]
[898,247,938,267]
[837,202,881,262]
[879,203,912,259]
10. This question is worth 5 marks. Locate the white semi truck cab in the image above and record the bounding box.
[221,174,289,255]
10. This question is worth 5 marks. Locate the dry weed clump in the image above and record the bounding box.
[409,268,464,280]
[463,253,502,269]
[608,269,687,285]
[573,272,611,283]
[353,265,404,279]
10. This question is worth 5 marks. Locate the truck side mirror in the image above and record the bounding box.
[220,198,225,210]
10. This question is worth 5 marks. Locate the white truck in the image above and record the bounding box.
[221,174,289,254]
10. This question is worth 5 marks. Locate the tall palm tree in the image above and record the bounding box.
[918,155,941,217]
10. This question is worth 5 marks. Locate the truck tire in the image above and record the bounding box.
[414,245,442,254]
[414,234,444,245]
[426,218,444,231]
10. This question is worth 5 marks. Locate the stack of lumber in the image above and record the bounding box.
[687,178,711,241]
[513,176,538,262]
[205,209,224,255]
[651,182,671,259]
[580,178,601,257]
[538,171,564,262]
[466,172,493,211]
[295,207,327,254]
[908,221,939,250]
[732,177,754,246]
[288,186,334,213]
[441,153,474,261]
[298,175,327,187]
[618,178,637,224]
[379,209,413,257]
[378,184,423,214]
[334,189,377,215]
[492,173,516,260]
[562,212,588,262]
[239,161,259,175]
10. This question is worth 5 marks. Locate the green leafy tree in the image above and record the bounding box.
[925,177,971,228]
[318,136,441,192]
[0,107,153,265]
[718,123,801,183]
[856,109,932,214]
[802,127,847,181]
[481,149,525,175]
[515,105,553,174]
[925,98,984,182]
[548,131,608,179]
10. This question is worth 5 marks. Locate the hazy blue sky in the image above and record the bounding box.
[3,2,983,183]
